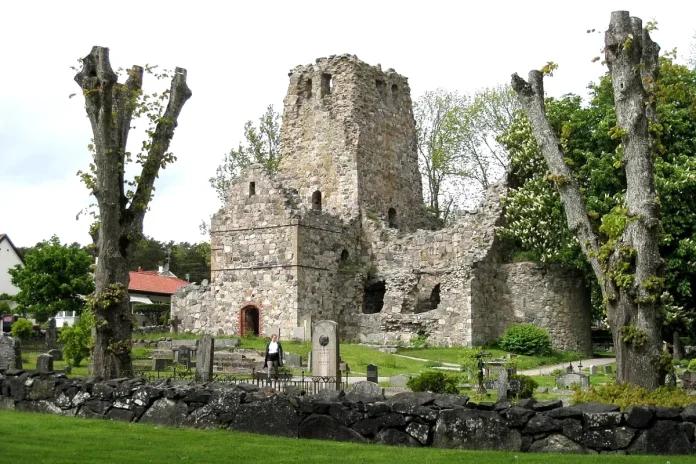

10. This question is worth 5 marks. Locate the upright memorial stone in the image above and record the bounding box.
[196,335,214,382]
[311,320,340,389]
[0,335,23,370]
[46,317,57,351]
[497,368,509,401]
[366,364,378,383]
[178,346,191,369]
[37,353,54,373]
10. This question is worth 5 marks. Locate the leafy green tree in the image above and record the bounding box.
[59,311,94,367]
[11,319,34,340]
[8,236,94,323]
[209,105,281,204]
[502,54,696,340]
[169,241,210,283]
[130,236,167,272]
[74,47,192,378]
[510,12,666,388]
[415,87,517,221]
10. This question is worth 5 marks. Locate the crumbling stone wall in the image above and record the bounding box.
[173,54,592,354]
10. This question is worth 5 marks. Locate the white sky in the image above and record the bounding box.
[1,0,693,248]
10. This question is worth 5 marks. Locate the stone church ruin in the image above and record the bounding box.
[172,54,592,354]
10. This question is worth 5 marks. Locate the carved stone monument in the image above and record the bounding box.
[37,353,54,373]
[311,320,340,389]
[0,335,22,370]
[366,364,378,383]
[196,335,214,382]
[46,317,57,351]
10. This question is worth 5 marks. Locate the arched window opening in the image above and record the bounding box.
[415,283,441,314]
[391,84,399,105]
[249,182,256,197]
[321,73,333,97]
[305,78,313,99]
[340,249,349,262]
[388,208,397,229]
[312,190,322,211]
[363,280,386,314]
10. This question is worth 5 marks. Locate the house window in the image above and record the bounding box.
[249,182,256,196]
[312,190,322,211]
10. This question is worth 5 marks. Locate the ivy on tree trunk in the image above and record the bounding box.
[511,11,665,389]
[74,47,192,379]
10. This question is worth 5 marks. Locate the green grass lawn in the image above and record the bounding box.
[397,347,585,371]
[0,410,692,464]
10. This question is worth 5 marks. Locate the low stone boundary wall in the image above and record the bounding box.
[1,370,695,455]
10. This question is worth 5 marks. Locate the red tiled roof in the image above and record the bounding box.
[128,270,188,295]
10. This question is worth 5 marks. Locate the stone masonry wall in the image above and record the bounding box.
[2,372,695,455]
[280,55,426,231]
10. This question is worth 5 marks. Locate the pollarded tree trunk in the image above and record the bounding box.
[511,11,665,389]
[74,47,192,379]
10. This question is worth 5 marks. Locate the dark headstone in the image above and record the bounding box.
[177,346,191,368]
[366,363,378,383]
[284,353,302,368]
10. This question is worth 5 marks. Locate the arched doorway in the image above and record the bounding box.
[240,306,260,336]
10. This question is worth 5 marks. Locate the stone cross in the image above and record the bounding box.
[366,364,378,383]
[311,320,340,388]
[169,315,181,334]
[196,335,214,382]
[45,317,57,351]
[37,353,54,373]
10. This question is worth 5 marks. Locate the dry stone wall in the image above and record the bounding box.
[2,372,695,455]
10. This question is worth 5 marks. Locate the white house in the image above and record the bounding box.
[0,233,23,299]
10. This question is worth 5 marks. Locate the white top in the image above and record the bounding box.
[268,341,279,354]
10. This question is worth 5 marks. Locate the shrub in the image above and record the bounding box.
[132,303,170,326]
[59,314,93,367]
[0,301,11,314]
[500,324,552,356]
[406,371,459,394]
[572,381,696,410]
[510,374,538,399]
[11,318,34,339]
[688,359,696,372]
[424,360,442,368]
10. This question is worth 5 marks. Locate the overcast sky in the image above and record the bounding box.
[1,1,694,248]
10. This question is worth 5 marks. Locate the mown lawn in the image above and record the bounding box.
[397,347,585,371]
[0,410,692,464]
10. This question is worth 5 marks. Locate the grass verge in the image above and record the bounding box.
[0,410,692,464]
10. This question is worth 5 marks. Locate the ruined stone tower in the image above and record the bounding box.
[172,55,593,355]
[279,55,425,230]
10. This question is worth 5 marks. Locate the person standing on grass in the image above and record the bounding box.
[264,334,283,379]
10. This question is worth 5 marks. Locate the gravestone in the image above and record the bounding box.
[37,353,54,373]
[556,372,590,390]
[367,364,378,383]
[497,368,510,400]
[284,353,302,368]
[311,320,340,388]
[603,365,613,374]
[48,348,63,361]
[178,346,192,369]
[0,335,22,370]
[45,317,57,350]
[196,335,214,382]
[292,326,305,341]
[589,365,598,375]
[390,374,410,388]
